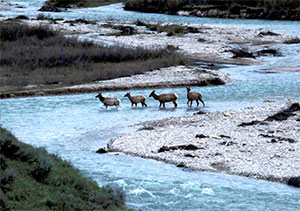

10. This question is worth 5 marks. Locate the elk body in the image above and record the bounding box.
[186,87,205,107]
[149,90,178,108]
[95,93,120,108]
[124,92,147,107]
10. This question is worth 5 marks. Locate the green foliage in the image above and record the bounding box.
[30,158,53,182]
[0,127,127,210]
[126,0,300,17]
[89,186,125,209]
[125,0,185,14]
[0,169,16,193]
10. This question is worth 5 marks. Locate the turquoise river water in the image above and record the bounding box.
[1,1,300,210]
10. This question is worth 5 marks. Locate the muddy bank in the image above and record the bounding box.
[109,102,300,184]
[0,66,228,99]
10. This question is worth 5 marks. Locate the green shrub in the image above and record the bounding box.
[0,169,16,193]
[89,186,125,209]
[0,155,8,170]
[0,134,20,159]
[0,190,10,211]
[56,193,86,210]
[30,158,53,182]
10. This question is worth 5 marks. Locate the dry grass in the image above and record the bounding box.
[0,20,188,87]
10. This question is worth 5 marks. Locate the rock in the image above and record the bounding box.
[193,110,206,115]
[186,26,201,33]
[195,134,209,139]
[158,144,200,153]
[260,134,297,143]
[137,126,155,131]
[176,162,185,168]
[38,5,62,12]
[15,15,29,20]
[197,38,206,42]
[219,141,236,146]
[96,148,107,154]
[118,26,136,35]
[228,47,255,59]
[287,176,300,188]
[258,31,279,36]
[238,120,261,127]
[184,153,197,158]
[256,48,280,57]
[219,134,231,139]
[265,103,300,121]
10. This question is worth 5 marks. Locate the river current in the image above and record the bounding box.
[1,1,300,210]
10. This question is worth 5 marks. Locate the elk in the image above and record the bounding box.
[95,93,120,109]
[186,87,205,107]
[124,92,147,107]
[149,90,178,108]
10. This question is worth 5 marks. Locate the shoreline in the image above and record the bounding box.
[0,66,228,99]
[108,102,300,184]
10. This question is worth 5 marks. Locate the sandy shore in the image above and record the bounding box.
[109,102,300,184]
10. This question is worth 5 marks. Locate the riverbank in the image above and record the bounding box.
[0,66,228,99]
[0,127,126,210]
[1,17,299,98]
[125,0,300,21]
[109,101,300,184]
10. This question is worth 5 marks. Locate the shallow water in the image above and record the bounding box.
[1,1,300,210]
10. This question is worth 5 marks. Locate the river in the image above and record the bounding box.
[1,1,300,210]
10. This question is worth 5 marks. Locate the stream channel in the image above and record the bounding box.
[1,1,300,210]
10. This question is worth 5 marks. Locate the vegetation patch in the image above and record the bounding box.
[135,20,199,36]
[0,20,187,88]
[125,0,300,20]
[46,0,126,8]
[0,126,127,210]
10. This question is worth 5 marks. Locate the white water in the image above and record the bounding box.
[1,1,300,210]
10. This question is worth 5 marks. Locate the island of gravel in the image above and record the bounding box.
[109,102,300,184]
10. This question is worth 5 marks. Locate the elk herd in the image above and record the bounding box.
[95,87,205,109]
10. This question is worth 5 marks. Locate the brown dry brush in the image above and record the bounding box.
[0,21,187,87]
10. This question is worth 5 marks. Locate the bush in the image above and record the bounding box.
[0,169,16,193]
[0,190,10,211]
[0,155,8,170]
[0,21,58,41]
[89,186,125,209]
[30,158,53,182]
[17,147,38,162]
[46,0,85,7]
[0,133,20,159]
[56,193,86,210]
